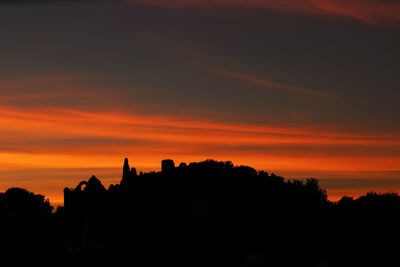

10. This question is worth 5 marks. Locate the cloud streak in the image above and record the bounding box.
[2,0,399,25]
[192,60,333,98]
[127,0,400,25]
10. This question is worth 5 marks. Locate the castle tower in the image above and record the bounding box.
[162,159,175,174]
[121,158,137,187]
[130,167,137,176]
[121,158,130,186]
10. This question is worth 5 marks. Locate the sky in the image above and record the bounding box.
[0,0,399,204]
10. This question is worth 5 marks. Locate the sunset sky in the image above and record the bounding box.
[1,0,399,204]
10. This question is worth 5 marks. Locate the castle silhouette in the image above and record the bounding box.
[0,158,399,267]
[64,158,176,208]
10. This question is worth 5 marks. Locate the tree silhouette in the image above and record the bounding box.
[0,158,399,267]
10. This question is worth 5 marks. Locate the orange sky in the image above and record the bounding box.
[1,105,399,204]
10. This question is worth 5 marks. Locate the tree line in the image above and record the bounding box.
[0,159,398,267]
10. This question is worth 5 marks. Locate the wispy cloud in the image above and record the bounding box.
[127,0,400,26]
[3,0,399,25]
[192,60,333,98]
[1,105,399,162]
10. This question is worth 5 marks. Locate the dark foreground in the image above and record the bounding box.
[0,158,399,267]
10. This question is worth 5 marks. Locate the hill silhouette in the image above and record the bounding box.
[0,158,400,267]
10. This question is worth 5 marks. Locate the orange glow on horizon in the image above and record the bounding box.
[326,187,400,202]
[0,105,399,204]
